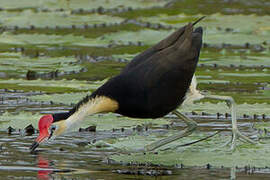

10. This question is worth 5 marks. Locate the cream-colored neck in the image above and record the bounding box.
[67,96,118,126]
[54,96,118,135]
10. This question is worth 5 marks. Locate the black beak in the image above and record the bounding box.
[30,141,39,153]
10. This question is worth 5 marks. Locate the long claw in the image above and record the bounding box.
[230,129,256,150]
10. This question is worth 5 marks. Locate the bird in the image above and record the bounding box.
[30,17,254,152]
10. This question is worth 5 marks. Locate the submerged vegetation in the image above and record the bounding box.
[0,0,269,179]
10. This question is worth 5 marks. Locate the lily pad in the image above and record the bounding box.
[0,0,41,10]
[0,79,107,93]
[112,53,138,61]
[200,54,270,67]
[29,92,89,105]
[0,10,123,28]
[139,14,270,45]
[110,133,270,167]
[0,32,107,47]
[82,113,169,131]
[115,0,270,18]
[0,52,82,77]
[0,0,170,11]
[99,29,173,45]
[0,111,40,129]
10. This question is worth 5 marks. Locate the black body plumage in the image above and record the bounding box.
[53,18,204,121]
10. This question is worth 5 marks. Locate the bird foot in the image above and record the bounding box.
[224,128,256,151]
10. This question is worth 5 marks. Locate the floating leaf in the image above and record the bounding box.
[0,0,170,11]
[0,52,82,76]
[0,11,123,28]
[110,133,270,167]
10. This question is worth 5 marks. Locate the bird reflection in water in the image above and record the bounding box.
[37,155,53,180]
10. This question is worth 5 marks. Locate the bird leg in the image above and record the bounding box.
[202,95,256,150]
[144,110,197,151]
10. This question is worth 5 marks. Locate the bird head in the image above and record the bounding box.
[30,115,53,152]
[30,114,67,152]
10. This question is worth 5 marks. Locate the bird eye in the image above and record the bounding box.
[48,124,57,139]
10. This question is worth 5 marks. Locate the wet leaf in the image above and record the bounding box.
[0,52,82,76]
[0,79,106,93]
[0,11,123,28]
[0,0,169,11]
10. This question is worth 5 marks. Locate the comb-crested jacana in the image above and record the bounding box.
[30,17,254,152]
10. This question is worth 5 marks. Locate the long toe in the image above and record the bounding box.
[230,129,256,150]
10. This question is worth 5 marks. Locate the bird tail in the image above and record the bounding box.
[174,17,205,51]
